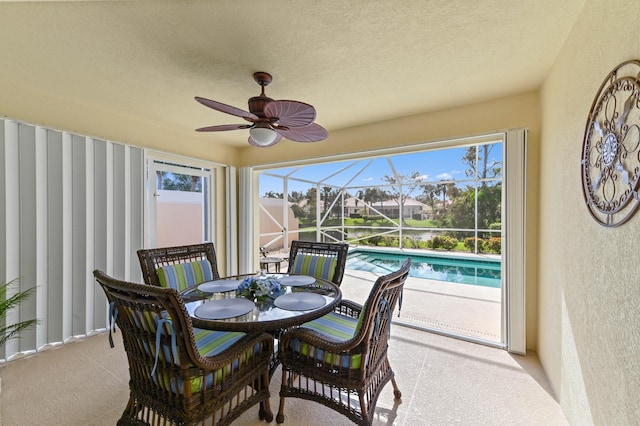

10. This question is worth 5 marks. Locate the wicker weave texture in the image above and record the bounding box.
[286,240,349,286]
[94,270,273,426]
[137,243,221,287]
[277,257,411,426]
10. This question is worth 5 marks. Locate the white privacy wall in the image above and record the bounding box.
[0,118,143,361]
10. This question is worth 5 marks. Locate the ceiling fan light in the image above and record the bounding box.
[249,125,278,146]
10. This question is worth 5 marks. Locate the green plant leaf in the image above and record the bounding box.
[0,279,37,347]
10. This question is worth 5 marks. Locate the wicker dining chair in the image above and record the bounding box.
[137,243,220,289]
[286,240,349,286]
[277,257,411,426]
[94,270,273,426]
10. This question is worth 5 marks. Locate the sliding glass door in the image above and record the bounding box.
[251,130,527,353]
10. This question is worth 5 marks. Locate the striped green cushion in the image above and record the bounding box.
[156,260,213,291]
[194,329,252,389]
[290,311,362,369]
[302,311,358,341]
[193,329,246,357]
[291,254,338,281]
[131,308,253,395]
[155,327,251,394]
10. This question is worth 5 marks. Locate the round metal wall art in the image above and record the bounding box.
[581,60,640,227]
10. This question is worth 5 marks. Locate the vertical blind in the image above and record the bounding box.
[238,166,254,275]
[504,128,527,355]
[0,118,143,361]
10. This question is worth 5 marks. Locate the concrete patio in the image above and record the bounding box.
[340,268,502,344]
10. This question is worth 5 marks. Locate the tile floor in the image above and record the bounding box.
[0,325,567,425]
[0,268,567,425]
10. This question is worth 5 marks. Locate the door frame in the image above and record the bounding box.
[242,129,527,354]
[143,151,216,248]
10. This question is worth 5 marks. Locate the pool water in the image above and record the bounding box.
[347,249,502,288]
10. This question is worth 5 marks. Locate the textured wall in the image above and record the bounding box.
[539,0,640,424]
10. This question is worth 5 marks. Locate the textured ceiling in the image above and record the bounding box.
[0,0,586,148]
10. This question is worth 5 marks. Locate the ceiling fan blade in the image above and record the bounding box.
[277,123,328,142]
[195,96,258,121]
[249,132,283,147]
[265,100,316,128]
[196,124,252,132]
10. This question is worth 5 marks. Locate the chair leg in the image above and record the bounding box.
[259,400,274,422]
[391,376,402,399]
[259,371,274,422]
[117,417,149,426]
[359,393,369,423]
[117,396,149,425]
[276,369,287,423]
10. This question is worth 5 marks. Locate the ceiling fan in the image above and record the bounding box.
[195,72,328,147]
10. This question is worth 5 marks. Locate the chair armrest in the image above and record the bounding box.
[333,299,363,319]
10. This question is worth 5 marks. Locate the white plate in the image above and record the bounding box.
[279,275,316,287]
[194,298,255,320]
[197,279,240,293]
[274,292,326,311]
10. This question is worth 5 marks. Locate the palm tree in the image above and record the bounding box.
[383,171,423,222]
[357,187,388,215]
[436,182,449,212]
[321,186,334,215]
[421,184,439,212]
[463,144,502,186]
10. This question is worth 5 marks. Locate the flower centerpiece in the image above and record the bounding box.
[236,274,282,301]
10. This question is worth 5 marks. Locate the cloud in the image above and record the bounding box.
[361,177,374,182]
[437,172,453,180]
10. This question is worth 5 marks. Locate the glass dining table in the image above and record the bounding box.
[179,273,342,333]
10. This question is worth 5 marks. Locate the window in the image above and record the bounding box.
[144,153,215,248]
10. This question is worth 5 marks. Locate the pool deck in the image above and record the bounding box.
[267,246,503,344]
[344,247,503,343]
[340,268,502,344]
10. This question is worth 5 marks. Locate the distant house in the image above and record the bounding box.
[343,196,430,219]
[343,196,363,216]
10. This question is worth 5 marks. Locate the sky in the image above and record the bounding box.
[259,143,503,197]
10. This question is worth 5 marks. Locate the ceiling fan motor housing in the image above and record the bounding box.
[248,95,273,119]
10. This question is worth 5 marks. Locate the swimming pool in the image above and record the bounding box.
[347,249,502,288]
